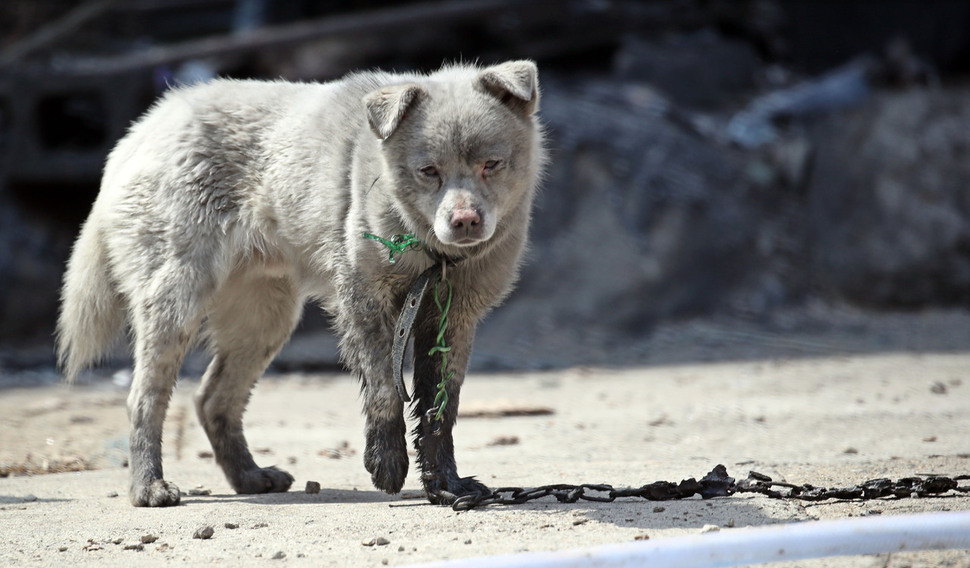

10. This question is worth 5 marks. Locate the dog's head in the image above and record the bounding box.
[363,61,544,255]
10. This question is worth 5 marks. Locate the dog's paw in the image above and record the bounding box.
[232,466,295,494]
[365,447,409,494]
[364,420,409,494]
[424,475,490,506]
[130,479,181,507]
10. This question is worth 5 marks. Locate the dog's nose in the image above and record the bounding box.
[450,208,481,232]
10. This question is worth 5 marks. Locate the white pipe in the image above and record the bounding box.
[406,510,970,568]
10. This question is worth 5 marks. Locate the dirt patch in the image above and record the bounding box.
[0,455,94,477]
[0,384,193,477]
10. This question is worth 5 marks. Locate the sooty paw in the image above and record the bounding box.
[232,466,295,494]
[365,447,409,494]
[364,421,409,494]
[130,479,181,507]
[424,475,490,506]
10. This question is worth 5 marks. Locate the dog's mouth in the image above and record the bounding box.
[427,230,492,258]
[450,236,485,247]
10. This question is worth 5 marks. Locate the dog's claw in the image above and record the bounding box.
[131,479,181,507]
[232,466,294,494]
[425,475,490,506]
[431,489,458,505]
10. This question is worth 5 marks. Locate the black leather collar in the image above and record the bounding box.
[391,250,462,403]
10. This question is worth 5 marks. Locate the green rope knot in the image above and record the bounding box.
[364,232,453,421]
[362,232,423,263]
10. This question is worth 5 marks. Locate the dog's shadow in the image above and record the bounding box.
[182,487,422,506]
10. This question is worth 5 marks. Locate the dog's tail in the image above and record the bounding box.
[56,218,125,382]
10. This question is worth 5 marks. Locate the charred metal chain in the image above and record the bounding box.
[365,242,970,512]
[449,465,970,512]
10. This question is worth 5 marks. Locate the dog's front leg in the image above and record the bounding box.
[411,317,489,505]
[339,294,410,494]
[361,366,409,494]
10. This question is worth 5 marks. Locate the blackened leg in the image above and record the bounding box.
[411,316,488,505]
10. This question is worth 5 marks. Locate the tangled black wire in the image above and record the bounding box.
[449,464,970,511]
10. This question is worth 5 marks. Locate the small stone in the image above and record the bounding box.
[923,436,938,442]
[362,538,376,547]
[23,494,37,502]
[634,534,650,541]
[464,539,472,545]
[701,524,720,533]
[398,546,405,552]
[305,481,321,494]
[224,523,238,529]
[58,547,68,552]
[252,522,268,529]
[653,506,665,513]
[382,560,389,566]
[140,534,158,544]
[375,537,390,546]
[930,382,948,394]
[726,518,735,528]
[271,551,286,559]
[193,526,215,540]
[124,544,144,551]
[156,543,171,552]
[112,538,123,545]
[187,488,211,496]
[197,451,214,459]
[843,447,859,454]
[572,518,588,526]
[106,491,119,498]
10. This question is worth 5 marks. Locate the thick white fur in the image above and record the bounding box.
[57,61,546,507]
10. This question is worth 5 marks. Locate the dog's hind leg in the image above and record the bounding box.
[195,272,300,494]
[127,268,206,507]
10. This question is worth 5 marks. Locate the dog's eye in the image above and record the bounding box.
[482,160,501,175]
[419,165,439,179]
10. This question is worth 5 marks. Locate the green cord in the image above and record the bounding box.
[428,277,455,421]
[364,232,452,421]
[362,232,423,263]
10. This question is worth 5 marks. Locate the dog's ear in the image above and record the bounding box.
[477,60,539,116]
[363,83,424,140]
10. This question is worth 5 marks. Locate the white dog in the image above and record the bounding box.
[57,61,546,506]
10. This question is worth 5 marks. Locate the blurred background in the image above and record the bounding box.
[2,0,970,381]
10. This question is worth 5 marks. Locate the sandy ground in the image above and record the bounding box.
[2,352,970,567]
